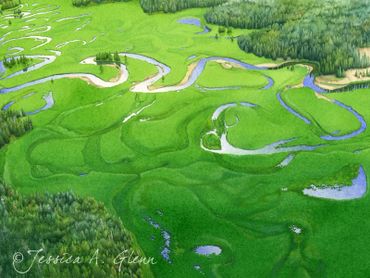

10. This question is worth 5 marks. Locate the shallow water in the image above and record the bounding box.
[303,74,326,93]
[7,46,24,55]
[320,100,366,141]
[277,91,311,124]
[26,92,54,115]
[27,25,52,35]
[213,135,319,155]
[277,91,366,140]
[2,92,54,115]
[303,166,367,200]
[197,26,210,34]
[196,84,241,92]
[1,52,339,98]
[200,102,320,155]
[122,101,155,123]
[161,231,171,263]
[277,154,295,168]
[1,35,52,50]
[120,53,171,93]
[55,14,89,22]
[0,61,4,75]
[0,60,128,94]
[178,18,210,34]
[195,245,222,256]
[48,49,61,56]
[212,103,237,121]
[263,76,274,90]
[133,56,270,93]
[56,39,86,49]
[1,55,56,80]
[178,18,202,28]
[146,216,172,263]
[203,102,320,155]
[290,225,302,234]
[2,101,15,111]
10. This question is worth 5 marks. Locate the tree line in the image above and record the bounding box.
[3,55,32,69]
[96,51,121,65]
[0,110,147,277]
[0,0,20,11]
[72,0,128,7]
[0,110,32,148]
[0,183,146,277]
[140,0,226,13]
[72,0,226,13]
[204,0,370,76]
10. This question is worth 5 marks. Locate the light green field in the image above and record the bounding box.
[283,88,361,136]
[1,1,370,278]
[1,57,42,78]
[197,61,267,88]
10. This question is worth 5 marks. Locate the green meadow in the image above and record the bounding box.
[1,0,370,277]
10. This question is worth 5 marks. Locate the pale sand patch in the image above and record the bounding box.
[359,48,370,58]
[256,63,280,68]
[310,49,370,89]
[219,62,232,69]
[214,59,243,69]
[179,62,197,85]
[316,67,370,89]
[315,92,333,103]
[312,80,345,91]
[148,62,197,90]
[66,75,102,87]
[108,65,121,82]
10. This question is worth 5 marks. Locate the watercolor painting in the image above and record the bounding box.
[1,0,370,277]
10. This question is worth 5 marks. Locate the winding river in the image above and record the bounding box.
[2,92,54,115]
[277,91,367,141]
[1,35,52,50]
[0,51,366,146]
[0,55,56,80]
[277,91,311,124]
[118,53,274,93]
[0,57,128,94]
[1,52,340,95]
[202,102,321,155]
[303,74,326,93]
[320,100,367,141]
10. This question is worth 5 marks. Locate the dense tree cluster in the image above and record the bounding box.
[72,0,128,7]
[0,0,20,10]
[96,51,121,65]
[3,55,32,69]
[205,0,370,76]
[140,0,226,13]
[12,7,22,17]
[72,0,225,12]
[331,80,370,93]
[205,0,300,29]
[0,110,146,277]
[0,184,145,277]
[0,110,32,148]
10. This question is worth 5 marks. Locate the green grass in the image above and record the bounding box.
[1,57,43,78]
[197,61,268,88]
[225,104,317,149]
[1,1,370,277]
[283,88,361,136]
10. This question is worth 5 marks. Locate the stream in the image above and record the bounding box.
[1,52,339,95]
